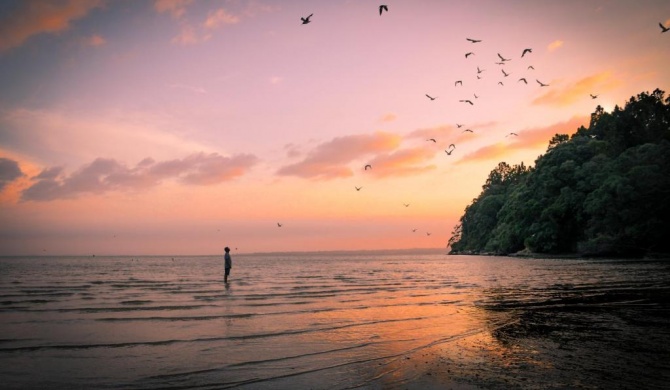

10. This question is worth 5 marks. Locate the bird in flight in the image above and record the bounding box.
[365,164,372,170]
[459,99,474,105]
[277,223,283,227]
[403,203,410,207]
[455,80,463,86]
[426,232,432,236]
[466,38,481,43]
[498,81,504,86]
[445,144,456,155]
[518,78,527,84]
[473,93,479,99]
[590,94,599,99]
[497,53,510,62]
[456,123,463,128]
[536,79,549,87]
[379,5,388,15]
[527,65,535,70]
[355,186,362,191]
[501,69,510,77]
[660,22,670,33]
[506,132,518,137]
[425,94,437,100]
[301,14,313,24]
[463,129,474,133]
[477,66,485,74]
[521,48,532,57]
[427,138,436,143]
[465,52,474,58]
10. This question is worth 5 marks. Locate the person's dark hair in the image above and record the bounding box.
[224,247,230,252]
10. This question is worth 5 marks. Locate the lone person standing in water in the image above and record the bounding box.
[224,247,232,283]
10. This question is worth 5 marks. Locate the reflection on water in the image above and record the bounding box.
[0,255,668,389]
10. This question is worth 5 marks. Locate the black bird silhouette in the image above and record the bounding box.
[501,69,509,77]
[355,186,362,191]
[528,65,535,70]
[455,80,463,86]
[459,99,474,105]
[521,48,532,57]
[463,129,474,133]
[301,14,313,24]
[277,223,283,227]
[518,78,527,84]
[506,132,518,137]
[426,232,432,236]
[536,79,549,87]
[425,94,437,100]
[427,138,436,143]
[477,66,485,74]
[660,22,670,33]
[465,52,474,58]
[466,38,482,43]
[456,123,463,128]
[497,53,510,62]
[379,5,388,15]
[477,75,481,79]
[445,144,456,155]
[403,203,410,207]
[364,164,372,170]
[498,81,504,86]
[495,62,505,65]
[412,228,418,232]
[590,94,599,99]
[473,93,479,99]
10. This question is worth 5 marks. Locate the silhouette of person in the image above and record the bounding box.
[224,247,232,283]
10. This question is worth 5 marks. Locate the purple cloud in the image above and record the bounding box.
[21,152,258,201]
[0,157,25,191]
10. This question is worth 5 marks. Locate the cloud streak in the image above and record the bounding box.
[276,132,401,180]
[533,71,621,106]
[457,116,589,164]
[22,152,258,201]
[0,0,103,52]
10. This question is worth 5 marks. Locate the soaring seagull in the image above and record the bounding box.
[459,99,474,105]
[521,48,532,57]
[379,5,388,15]
[466,38,481,43]
[456,123,464,128]
[301,14,313,24]
[426,94,437,100]
[277,223,283,227]
[536,79,549,87]
[427,138,437,143]
[501,69,510,77]
[518,78,528,84]
[465,52,474,58]
[590,94,599,99]
[365,164,372,170]
[497,53,510,62]
[355,186,362,191]
[463,129,474,133]
[528,65,535,70]
[477,66,485,74]
[506,132,518,137]
[455,80,463,86]
[660,22,670,33]
[445,144,456,155]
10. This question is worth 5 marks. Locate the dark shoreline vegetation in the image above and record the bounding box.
[449,89,670,258]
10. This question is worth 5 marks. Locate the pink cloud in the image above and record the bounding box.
[154,0,193,19]
[22,152,258,201]
[204,8,240,29]
[533,72,621,107]
[81,34,105,47]
[366,147,437,178]
[276,132,401,180]
[0,0,103,52]
[457,116,589,164]
[0,157,25,191]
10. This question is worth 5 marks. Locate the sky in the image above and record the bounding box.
[1,0,669,256]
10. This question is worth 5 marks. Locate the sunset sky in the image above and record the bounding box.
[1,0,669,255]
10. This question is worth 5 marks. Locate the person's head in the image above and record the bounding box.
[224,247,230,253]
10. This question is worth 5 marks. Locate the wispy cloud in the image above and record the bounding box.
[276,132,401,180]
[533,71,621,106]
[204,8,240,29]
[154,0,193,19]
[0,157,25,191]
[379,113,397,123]
[21,152,258,201]
[0,0,103,52]
[81,34,106,47]
[366,147,437,178]
[457,116,589,164]
[548,39,564,52]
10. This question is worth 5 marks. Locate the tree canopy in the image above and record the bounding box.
[449,89,670,257]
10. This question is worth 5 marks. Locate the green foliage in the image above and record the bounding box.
[449,89,670,257]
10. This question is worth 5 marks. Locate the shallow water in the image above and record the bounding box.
[0,254,668,389]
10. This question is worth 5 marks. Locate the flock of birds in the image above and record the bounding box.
[273,6,669,238]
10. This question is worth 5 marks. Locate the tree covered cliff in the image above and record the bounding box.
[448,89,670,257]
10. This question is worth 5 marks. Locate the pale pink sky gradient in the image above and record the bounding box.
[1,0,669,255]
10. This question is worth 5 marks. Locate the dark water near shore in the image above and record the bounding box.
[1,254,669,389]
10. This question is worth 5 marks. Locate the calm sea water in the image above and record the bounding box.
[1,254,669,389]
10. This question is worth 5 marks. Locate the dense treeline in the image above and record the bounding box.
[449,89,670,257]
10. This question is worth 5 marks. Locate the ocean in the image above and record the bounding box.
[1,253,669,389]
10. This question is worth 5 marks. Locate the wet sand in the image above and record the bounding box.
[404,276,670,389]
